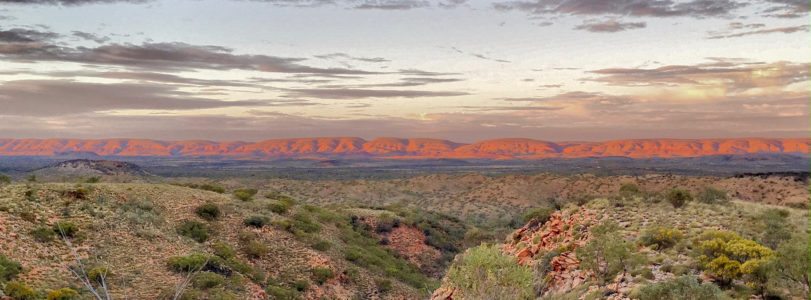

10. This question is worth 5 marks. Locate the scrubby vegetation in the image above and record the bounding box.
[638,226,683,250]
[232,188,257,201]
[665,188,693,208]
[446,244,533,299]
[0,174,807,299]
[176,220,210,242]
[0,254,23,283]
[576,221,641,286]
[194,203,221,221]
[634,276,727,300]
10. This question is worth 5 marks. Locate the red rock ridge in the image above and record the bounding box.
[0,137,807,159]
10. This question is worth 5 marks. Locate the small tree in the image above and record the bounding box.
[666,189,692,208]
[767,236,810,297]
[576,221,641,288]
[757,208,791,249]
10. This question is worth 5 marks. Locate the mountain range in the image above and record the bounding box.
[0,137,808,159]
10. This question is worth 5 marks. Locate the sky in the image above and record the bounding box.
[0,0,808,142]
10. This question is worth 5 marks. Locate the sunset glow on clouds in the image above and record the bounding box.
[0,0,808,141]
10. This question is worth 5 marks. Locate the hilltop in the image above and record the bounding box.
[0,138,808,159]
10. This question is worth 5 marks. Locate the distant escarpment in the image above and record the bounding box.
[0,137,808,159]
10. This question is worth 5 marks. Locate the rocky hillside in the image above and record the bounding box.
[34,159,149,176]
[431,192,809,300]
[0,182,470,299]
[0,137,808,159]
[260,173,809,228]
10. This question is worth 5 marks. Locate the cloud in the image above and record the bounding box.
[0,28,60,43]
[1,88,806,141]
[493,0,745,18]
[459,105,562,111]
[0,80,276,116]
[353,0,430,9]
[283,88,469,99]
[0,34,382,75]
[72,31,110,43]
[450,46,511,63]
[242,0,465,10]
[707,24,809,39]
[762,0,809,18]
[315,52,390,63]
[728,22,765,29]
[574,19,645,32]
[0,0,147,4]
[587,60,810,92]
[396,69,460,76]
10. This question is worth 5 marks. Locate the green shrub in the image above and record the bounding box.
[0,254,23,282]
[635,276,727,300]
[639,226,684,250]
[375,213,399,233]
[292,279,309,292]
[375,278,393,294]
[30,226,56,242]
[119,199,163,228]
[693,230,773,286]
[522,207,554,224]
[311,267,334,285]
[194,203,221,221]
[167,253,209,272]
[233,188,258,201]
[198,184,225,193]
[697,187,728,204]
[619,183,642,198]
[665,189,692,208]
[0,173,10,184]
[192,271,225,289]
[290,213,321,233]
[176,220,210,243]
[3,281,37,300]
[47,288,80,300]
[311,240,331,251]
[87,266,110,283]
[212,242,236,259]
[632,267,655,280]
[268,201,292,214]
[446,244,533,300]
[52,221,78,238]
[243,215,270,228]
[265,283,298,300]
[243,240,269,259]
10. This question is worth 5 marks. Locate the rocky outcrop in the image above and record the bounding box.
[431,208,599,300]
[0,137,807,159]
[503,209,597,295]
